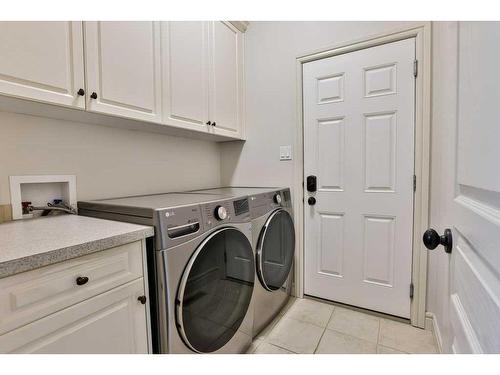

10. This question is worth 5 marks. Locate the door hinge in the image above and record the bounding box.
[410,283,414,299]
[413,174,417,192]
[413,60,418,78]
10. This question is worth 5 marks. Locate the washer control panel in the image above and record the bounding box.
[201,198,250,230]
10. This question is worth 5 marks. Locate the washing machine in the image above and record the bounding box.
[187,187,296,337]
[78,192,255,353]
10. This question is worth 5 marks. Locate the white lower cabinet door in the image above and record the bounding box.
[0,279,149,354]
[84,21,162,123]
[209,21,244,138]
[0,21,85,108]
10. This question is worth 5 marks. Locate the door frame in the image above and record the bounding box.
[293,23,432,328]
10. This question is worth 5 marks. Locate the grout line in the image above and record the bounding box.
[313,326,328,354]
[312,308,334,354]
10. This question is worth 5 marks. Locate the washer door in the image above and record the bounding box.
[257,209,295,291]
[176,227,254,353]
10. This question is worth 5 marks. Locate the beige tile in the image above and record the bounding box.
[327,307,380,343]
[377,345,407,354]
[246,339,263,354]
[379,318,438,354]
[254,342,295,354]
[279,296,297,315]
[285,298,335,327]
[267,317,325,354]
[255,313,282,340]
[316,330,377,354]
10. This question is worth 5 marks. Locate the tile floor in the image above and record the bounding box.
[247,297,439,354]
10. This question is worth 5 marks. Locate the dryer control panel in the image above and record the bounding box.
[248,188,292,219]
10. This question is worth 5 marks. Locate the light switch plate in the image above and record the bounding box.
[280,145,292,161]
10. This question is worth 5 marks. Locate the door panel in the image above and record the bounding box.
[85,21,161,122]
[443,22,500,353]
[0,21,85,108]
[209,21,243,137]
[304,38,415,318]
[162,21,209,131]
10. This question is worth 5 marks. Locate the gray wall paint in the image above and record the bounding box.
[0,111,221,205]
[221,21,422,188]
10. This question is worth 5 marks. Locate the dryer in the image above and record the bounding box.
[78,192,255,353]
[187,187,296,337]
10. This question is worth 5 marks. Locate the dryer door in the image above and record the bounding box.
[176,227,254,353]
[257,209,296,291]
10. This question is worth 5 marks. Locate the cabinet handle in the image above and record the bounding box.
[90,92,98,99]
[137,295,147,304]
[212,122,216,127]
[77,88,85,96]
[206,121,212,126]
[76,276,89,286]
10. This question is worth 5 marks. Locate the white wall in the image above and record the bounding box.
[221,21,422,188]
[0,111,221,205]
[426,21,458,353]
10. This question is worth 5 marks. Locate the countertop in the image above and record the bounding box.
[0,215,154,279]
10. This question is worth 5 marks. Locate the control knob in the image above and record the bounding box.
[214,205,228,220]
[274,193,282,204]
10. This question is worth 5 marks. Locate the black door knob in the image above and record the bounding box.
[137,295,147,304]
[423,228,453,253]
[212,122,216,127]
[308,197,316,206]
[77,88,85,96]
[206,121,212,126]
[90,92,98,99]
[76,276,89,286]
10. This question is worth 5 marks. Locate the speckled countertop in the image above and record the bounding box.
[0,215,154,279]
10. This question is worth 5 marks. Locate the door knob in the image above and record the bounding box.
[77,88,85,96]
[137,295,147,304]
[423,228,453,253]
[76,276,89,286]
[90,92,98,99]
[308,197,316,206]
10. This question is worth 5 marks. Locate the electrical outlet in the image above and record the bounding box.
[280,145,292,161]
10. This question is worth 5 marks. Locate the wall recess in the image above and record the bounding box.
[9,175,77,220]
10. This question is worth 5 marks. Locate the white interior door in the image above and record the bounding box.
[0,21,85,108]
[303,38,416,318]
[85,21,162,122]
[161,21,210,132]
[431,22,500,353]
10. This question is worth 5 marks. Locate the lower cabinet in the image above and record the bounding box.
[0,279,148,354]
[0,240,150,354]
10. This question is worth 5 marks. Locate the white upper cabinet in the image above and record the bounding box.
[209,22,244,138]
[0,22,85,108]
[84,21,162,123]
[0,21,244,141]
[161,22,210,132]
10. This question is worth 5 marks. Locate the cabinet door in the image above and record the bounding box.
[85,21,162,123]
[209,22,244,138]
[162,21,210,132]
[0,21,85,108]
[0,279,149,354]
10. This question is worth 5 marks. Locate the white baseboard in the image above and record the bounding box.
[426,312,443,353]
